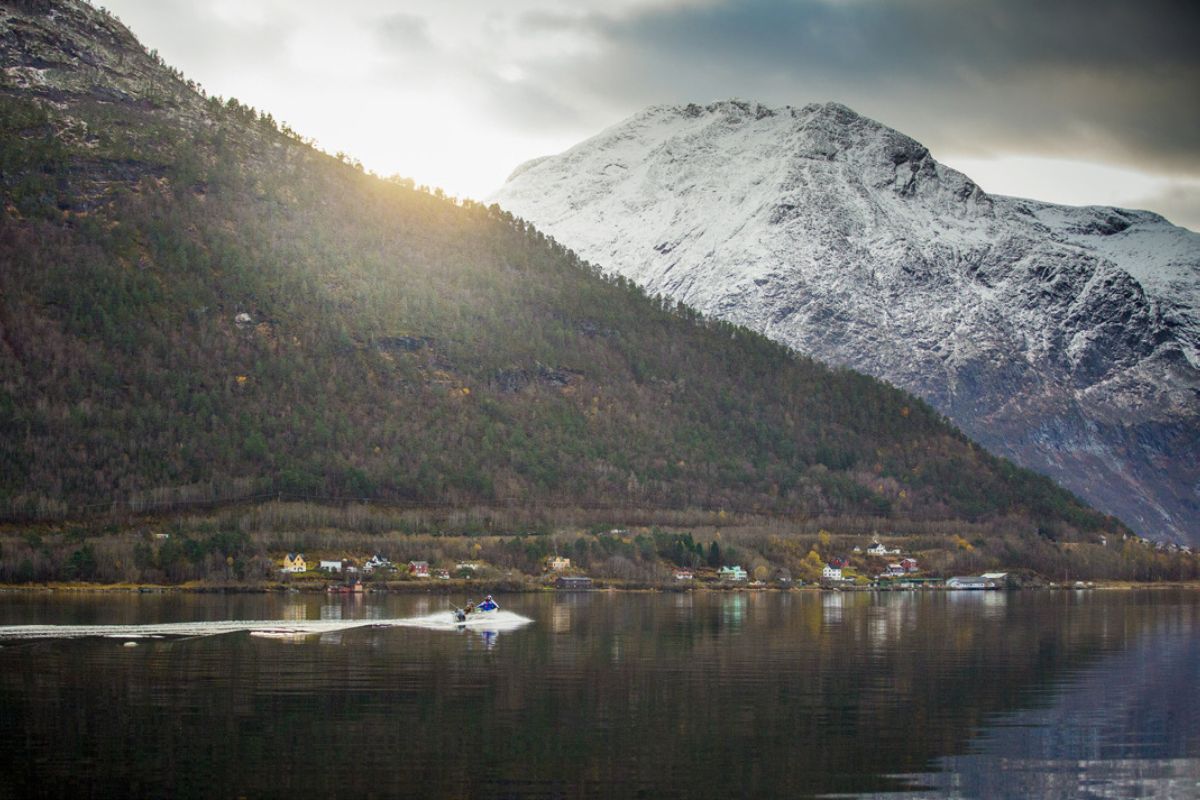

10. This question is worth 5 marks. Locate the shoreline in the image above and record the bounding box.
[3,579,1200,595]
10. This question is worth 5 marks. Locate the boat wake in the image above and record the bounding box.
[0,611,533,642]
[391,610,533,632]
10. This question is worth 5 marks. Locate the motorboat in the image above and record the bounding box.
[451,606,499,624]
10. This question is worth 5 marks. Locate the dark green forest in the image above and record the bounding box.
[0,0,1123,544]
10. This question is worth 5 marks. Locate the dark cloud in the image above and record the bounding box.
[513,0,1200,174]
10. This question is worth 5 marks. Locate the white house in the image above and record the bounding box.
[866,542,889,556]
[319,560,342,573]
[822,565,843,581]
[718,565,748,582]
[363,554,392,573]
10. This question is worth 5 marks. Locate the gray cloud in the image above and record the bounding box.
[510,0,1200,175]
[376,13,433,53]
[1129,184,1200,232]
[104,0,293,86]
[98,0,1199,212]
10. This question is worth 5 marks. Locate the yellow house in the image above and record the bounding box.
[282,553,307,573]
[547,556,571,572]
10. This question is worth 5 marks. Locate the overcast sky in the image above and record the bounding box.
[99,0,1199,231]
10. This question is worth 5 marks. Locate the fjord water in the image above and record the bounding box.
[0,591,1197,799]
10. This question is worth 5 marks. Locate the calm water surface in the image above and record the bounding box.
[0,590,1197,799]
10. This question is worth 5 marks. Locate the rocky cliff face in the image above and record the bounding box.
[493,101,1200,543]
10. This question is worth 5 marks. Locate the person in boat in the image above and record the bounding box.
[477,595,498,612]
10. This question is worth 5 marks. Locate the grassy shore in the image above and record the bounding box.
[2,501,1196,589]
[3,578,1200,595]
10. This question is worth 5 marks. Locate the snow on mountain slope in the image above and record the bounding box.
[493,100,1200,544]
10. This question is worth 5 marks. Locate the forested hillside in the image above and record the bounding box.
[0,0,1123,541]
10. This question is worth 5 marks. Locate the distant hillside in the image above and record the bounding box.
[0,0,1123,541]
[493,100,1200,544]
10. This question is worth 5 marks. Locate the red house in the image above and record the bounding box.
[408,560,430,577]
[900,558,919,573]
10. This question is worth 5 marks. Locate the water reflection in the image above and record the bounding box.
[552,604,571,634]
[281,601,308,621]
[0,591,1196,799]
[945,588,1009,619]
[822,590,845,625]
[882,602,1200,799]
[721,593,747,629]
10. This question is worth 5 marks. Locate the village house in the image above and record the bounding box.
[408,560,431,578]
[281,553,307,573]
[866,542,889,556]
[828,556,848,568]
[547,556,571,572]
[455,561,482,573]
[434,569,450,580]
[674,569,694,581]
[319,559,342,573]
[718,565,748,582]
[822,564,843,581]
[899,558,919,573]
[883,563,906,577]
[362,554,393,573]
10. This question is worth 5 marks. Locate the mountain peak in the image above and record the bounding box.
[640,99,873,128]
[499,97,990,231]
[493,100,1200,544]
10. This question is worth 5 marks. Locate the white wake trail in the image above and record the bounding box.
[0,611,534,641]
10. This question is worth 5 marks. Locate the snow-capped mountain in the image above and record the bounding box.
[493,100,1200,544]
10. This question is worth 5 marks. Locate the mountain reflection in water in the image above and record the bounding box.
[0,590,1196,799]
[881,598,1200,799]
